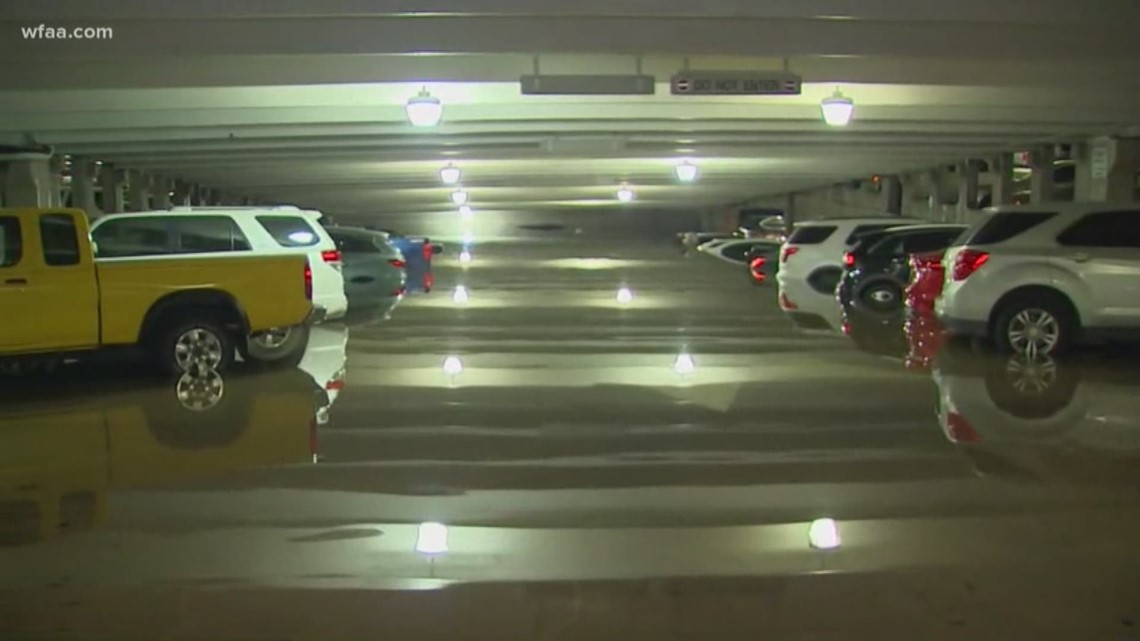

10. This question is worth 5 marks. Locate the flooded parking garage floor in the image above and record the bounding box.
[3,238,1140,640]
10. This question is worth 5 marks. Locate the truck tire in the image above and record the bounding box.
[155,315,235,375]
[241,324,310,369]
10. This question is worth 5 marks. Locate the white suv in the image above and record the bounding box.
[937,202,1140,355]
[91,206,348,322]
[776,216,924,295]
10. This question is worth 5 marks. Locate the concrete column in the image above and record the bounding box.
[784,193,796,227]
[2,154,55,207]
[193,186,214,206]
[1075,136,1138,202]
[172,180,193,206]
[990,153,1015,206]
[152,177,173,209]
[98,163,126,213]
[127,170,151,212]
[70,156,99,216]
[881,175,903,215]
[958,161,980,218]
[48,155,65,207]
[1029,145,1056,203]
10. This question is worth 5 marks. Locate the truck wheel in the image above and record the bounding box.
[156,316,235,375]
[242,324,310,368]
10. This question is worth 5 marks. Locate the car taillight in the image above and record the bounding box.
[843,251,856,268]
[749,256,766,281]
[781,246,799,263]
[841,322,852,336]
[390,259,406,268]
[952,250,990,281]
[321,249,342,264]
[303,261,313,300]
[945,412,982,444]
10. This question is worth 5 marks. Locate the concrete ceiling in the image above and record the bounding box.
[3,0,1140,218]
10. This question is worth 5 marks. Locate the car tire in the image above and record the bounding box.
[855,279,904,314]
[144,368,253,449]
[242,324,311,369]
[155,316,235,375]
[991,291,1077,356]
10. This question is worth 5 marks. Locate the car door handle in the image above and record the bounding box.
[3,278,27,286]
[1072,253,1091,263]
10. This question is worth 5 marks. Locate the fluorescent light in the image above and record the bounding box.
[617,186,636,203]
[673,352,695,375]
[674,160,699,183]
[820,90,855,127]
[458,205,474,219]
[415,522,449,555]
[442,356,463,376]
[406,88,443,127]
[616,286,634,304]
[440,164,461,185]
[453,285,469,303]
[451,189,469,206]
[459,250,472,264]
[808,518,841,550]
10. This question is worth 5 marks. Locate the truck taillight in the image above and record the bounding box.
[952,250,990,281]
[304,262,313,300]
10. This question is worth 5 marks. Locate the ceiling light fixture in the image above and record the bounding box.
[820,89,855,127]
[616,186,636,203]
[458,205,474,219]
[416,522,450,555]
[674,160,699,183]
[616,286,634,305]
[440,164,461,185]
[405,87,443,127]
[451,189,469,206]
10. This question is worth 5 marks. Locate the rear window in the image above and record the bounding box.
[961,212,1056,246]
[257,215,321,247]
[92,217,172,258]
[787,225,837,245]
[0,217,22,267]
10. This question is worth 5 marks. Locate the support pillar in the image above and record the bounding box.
[48,155,65,207]
[127,170,151,212]
[99,163,126,213]
[990,153,1015,206]
[70,156,99,217]
[881,175,903,215]
[784,192,796,228]
[1,154,55,207]
[172,180,193,206]
[152,177,173,209]
[1029,145,1056,203]
[1075,137,1139,202]
[958,161,980,219]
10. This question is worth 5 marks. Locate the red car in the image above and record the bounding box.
[903,250,949,370]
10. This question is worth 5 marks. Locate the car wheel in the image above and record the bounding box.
[992,292,1076,356]
[983,352,1079,421]
[856,279,904,314]
[242,324,311,368]
[157,316,234,375]
[144,368,252,449]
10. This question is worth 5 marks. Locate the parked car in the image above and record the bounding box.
[327,226,407,307]
[94,205,348,322]
[1,208,314,373]
[936,203,1140,355]
[679,231,735,254]
[777,216,923,296]
[697,238,782,267]
[837,224,966,314]
[362,227,440,293]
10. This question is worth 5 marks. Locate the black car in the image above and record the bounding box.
[836,224,966,314]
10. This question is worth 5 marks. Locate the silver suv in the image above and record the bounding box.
[936,202,1140,355]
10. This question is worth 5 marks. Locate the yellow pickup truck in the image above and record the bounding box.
[0,208,313,373]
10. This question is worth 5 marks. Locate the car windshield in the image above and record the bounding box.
[5,4,1140,639]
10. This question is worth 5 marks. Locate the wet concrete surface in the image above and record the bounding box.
[2,238,1140,639]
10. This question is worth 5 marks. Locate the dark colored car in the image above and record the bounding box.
[327,226,407,307]
[836,224,966,315]
[361,227,442,293]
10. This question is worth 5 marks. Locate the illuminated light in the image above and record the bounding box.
[442,355,463,376]
[616,286,634,304]
[673,352,696,375]
[459,250,473,264]
[415,522,449,555]
[820,89,855,127]
[674,160,699,183]
[452,285,469,303]
[617,186,636,203]
[440,164,461,185]
[808,518,841,550]
[458,205,474,219]
[288,231,316,244]
[405,87,443,127]
[451,189,469,206]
